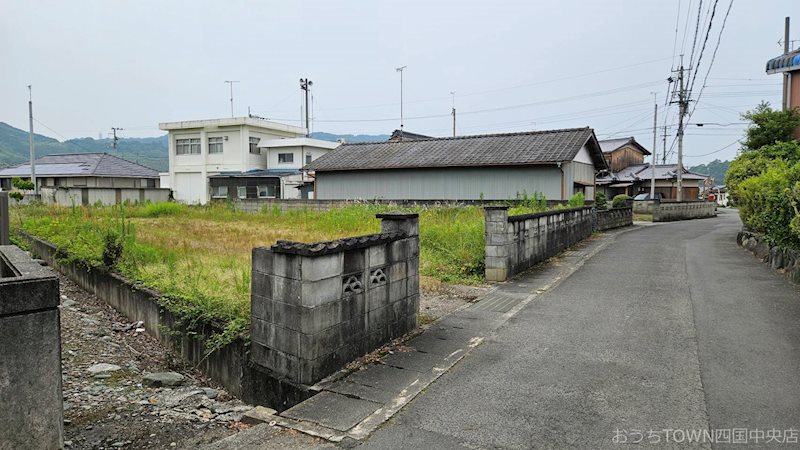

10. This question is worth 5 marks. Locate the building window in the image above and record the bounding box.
[208,137,224,154]
[258,184,277,198]
[249,137,261,154]
[146,179,156,188]
[176,138,201,155]
[211,186,228,199]
[73,177,87,187]
[305,153,312,164]
[237,186,247,199]
[278,153,294,164]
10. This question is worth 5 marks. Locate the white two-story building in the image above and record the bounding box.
[159,117,338,204]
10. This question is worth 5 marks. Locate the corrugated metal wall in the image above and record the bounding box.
[315,166,564,200]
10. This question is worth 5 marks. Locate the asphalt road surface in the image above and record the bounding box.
[360,210,800,449]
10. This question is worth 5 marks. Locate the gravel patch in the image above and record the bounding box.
[58,273,252,449]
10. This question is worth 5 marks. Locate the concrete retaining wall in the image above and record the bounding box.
[738,230,800,284]
[596,207,633,231]
[24,235,314,412]
[0,245,63,450]
[250,213,420,386]
[653,200,716,222]
[484,206,595,282]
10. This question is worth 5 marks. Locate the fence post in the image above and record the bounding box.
[0,192,9,246]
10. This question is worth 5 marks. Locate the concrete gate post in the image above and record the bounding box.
[484,206,510,282]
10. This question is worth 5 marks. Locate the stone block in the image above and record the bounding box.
[408,237,420,257]
[343,249,365,274]
[300,277,342,307]
[388,261,407,282]
[388,239,407,262]
[252,318,300,356]
[299,319,364,361]
[389,279,408,303]
[251,294,273,323]
[301,253,343,282]
[407,275,420,297]
[301,293,365,334]
[485,267,507,282]
[252,247,273,275]
[272,301,302,331]
[486,221,507,234]
[367,284,390,311]
[486,256,508,269]
[378,214,419,237]
[251,271,272,299]
[273,252,301,279]
[272,275,301,304]
[368,244,387,268]
[486,233,508,246]
[407,256,419,276]
[486,245,508,257]
[250,342,299,381]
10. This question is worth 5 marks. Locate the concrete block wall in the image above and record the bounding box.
[485,206,594,282]
[0,245,63,450]
[250,212,420,386]
[0,192,8,245]
[596,207,633,231]
[653,201,716,222]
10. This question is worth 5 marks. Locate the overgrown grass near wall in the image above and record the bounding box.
[12,202,495,346]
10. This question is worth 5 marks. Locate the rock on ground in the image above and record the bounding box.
[57,273,252,449]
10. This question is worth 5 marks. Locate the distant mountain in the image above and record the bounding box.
[689,159,730,185]
[0,122,169,171]
[311,132,390,143]
[0,122,391,173]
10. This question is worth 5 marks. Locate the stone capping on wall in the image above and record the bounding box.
[271,231,407,256]
[505,206,593,223]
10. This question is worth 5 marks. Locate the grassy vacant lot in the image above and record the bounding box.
[12,202,493,345]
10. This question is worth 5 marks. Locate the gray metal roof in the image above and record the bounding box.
[0,153,159,179]
[598,137,651,155]
[305,128,607,172]
[596,163,707,184]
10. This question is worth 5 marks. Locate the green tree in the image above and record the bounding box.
[741,102,800,151]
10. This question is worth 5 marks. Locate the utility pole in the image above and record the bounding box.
[670,58,689,201]
[111,127,123,150]
[224,80,239,118]
[396,66,406,141]
[450,91,456,137]
[27,85,37,195]
[650,92,658,199]
[662,126,668,165]
[783,17,790,111]
[299,78,313,137]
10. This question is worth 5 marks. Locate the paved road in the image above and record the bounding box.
[360,210,800,449]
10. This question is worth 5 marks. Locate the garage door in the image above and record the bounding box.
[173,172,205,204]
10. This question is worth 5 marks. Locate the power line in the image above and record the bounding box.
[268,80,664,124]
[686,0,735,124]
[683,138,741,157]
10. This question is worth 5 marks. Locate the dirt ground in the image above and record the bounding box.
[58,273,249,449]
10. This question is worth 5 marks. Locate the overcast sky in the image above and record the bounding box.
[1,0,795,164]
